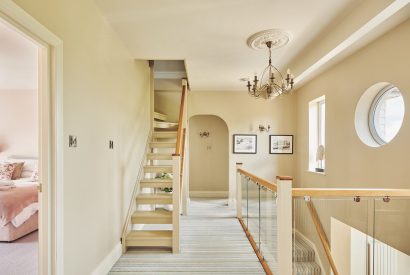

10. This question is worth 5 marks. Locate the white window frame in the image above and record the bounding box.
[308,96,325,173]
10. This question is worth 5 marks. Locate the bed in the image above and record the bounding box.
[0,157,39,242]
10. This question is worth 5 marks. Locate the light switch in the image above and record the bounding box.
[69,135,77,148]
[109,140,114,149]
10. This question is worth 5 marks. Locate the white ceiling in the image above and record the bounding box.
[0,20,38,91]
[96,0,360,91]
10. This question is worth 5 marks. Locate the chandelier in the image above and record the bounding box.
[247,41,294,99]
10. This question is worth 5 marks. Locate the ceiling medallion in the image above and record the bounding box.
[246,29,295,100]
[247,29,292,50]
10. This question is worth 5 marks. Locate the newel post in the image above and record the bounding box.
[172,154,181,253]
[236,163,243,219]
[276,176,293,274]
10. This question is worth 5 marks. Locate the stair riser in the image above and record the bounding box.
[147,155,173,160]
[144,167,173,173]
[153,133,177,139]
[149,143,176,149]
[136,198,173,204]
[131,217,172,224]
[126,239,172,247]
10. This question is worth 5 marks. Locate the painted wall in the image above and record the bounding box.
[188,91,296,203]
[12,0,151,274]
[0,90,38,159]
[189,115,229,196]
[294,18,410,273]
[154,90,180,122]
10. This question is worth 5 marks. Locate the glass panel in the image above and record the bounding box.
[293,197,370,275]
[373,198,410,275]
[260,187,278,273]
[241,175,248,227]
[247,179,260,249]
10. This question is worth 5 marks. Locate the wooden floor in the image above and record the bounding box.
[109,199,265,275]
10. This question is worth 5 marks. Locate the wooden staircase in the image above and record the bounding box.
[122,78,188,254]
[123,111,179,250]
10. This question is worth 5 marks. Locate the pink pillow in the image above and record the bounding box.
[0,163,16,181]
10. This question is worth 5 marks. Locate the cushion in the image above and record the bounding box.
[9,162,24,180]
[30,170,39,182]
[0,163,16,181]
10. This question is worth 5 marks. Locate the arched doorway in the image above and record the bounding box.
[189,115,229,198]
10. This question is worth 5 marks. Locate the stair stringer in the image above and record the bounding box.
[294,229,325,273]
[121,132,152,253]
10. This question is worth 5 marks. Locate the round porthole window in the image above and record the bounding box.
[355,82,405,147]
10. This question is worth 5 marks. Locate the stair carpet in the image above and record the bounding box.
[293,236,322,275]
[124,111,178,249]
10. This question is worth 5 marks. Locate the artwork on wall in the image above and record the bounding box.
[269,135,293,154]
[233,134,257,154]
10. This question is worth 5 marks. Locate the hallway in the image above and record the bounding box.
[109,199,265,274]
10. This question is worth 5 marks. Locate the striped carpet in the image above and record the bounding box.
[109,199,265,275]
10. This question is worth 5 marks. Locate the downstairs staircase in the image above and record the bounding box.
[123,111,179,251]
[293,235,322,275]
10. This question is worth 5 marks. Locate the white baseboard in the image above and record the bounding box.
[294,229,325,272]
[189,191,228,198]
[91,242,122,275]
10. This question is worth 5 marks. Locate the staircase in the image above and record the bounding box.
[293,235,322,275]
[123,111,179,251]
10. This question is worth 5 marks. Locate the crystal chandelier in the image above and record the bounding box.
[247,41,294,99]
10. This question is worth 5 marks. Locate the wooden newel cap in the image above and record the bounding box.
[172,154,181,157]
[276,176,293,181]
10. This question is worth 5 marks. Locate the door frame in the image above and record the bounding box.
[0,1,64,274]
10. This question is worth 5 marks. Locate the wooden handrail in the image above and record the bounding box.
[293,188,410,197]
[306,201,339,275]
[237,168,277,192]
[180,128,186,195]
[175,80,187,155]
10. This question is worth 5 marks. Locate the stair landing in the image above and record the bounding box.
[110,199,265,275]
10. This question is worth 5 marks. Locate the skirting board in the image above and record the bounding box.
[294,229,325,273]
[91,242,122,275]
[189,191,228,198]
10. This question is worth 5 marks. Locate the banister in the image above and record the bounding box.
[292,188,410,197]
[306,200,339,275]
[175,79,187,155]
[237,168,277,192]
[180,128,187,195]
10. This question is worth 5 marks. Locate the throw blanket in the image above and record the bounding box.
[0,185,38,227]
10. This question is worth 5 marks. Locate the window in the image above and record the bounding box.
[309,96,325,173]
[369,85,404,145]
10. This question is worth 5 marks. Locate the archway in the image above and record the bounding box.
[189,115,229,198]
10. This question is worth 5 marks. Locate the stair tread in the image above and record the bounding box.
[141,178,173,183]
[154,112,167,121]
[144,165,173,168]
[132,209,172,218]
[137,193,172,198]
[126,230,172,239]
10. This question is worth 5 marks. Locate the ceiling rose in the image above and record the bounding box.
[247,29,292,50]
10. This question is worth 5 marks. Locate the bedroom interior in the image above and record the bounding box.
[0,18,40,275]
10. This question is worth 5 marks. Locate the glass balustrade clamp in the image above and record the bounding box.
[354,196,361,202]
[304,196,311,202]
[383,196,390,203]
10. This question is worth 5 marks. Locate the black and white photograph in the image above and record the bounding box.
[269,135,293,154]
[233,134,257,154]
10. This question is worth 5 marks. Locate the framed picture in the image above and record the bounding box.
[269,135,293,154]
[233,134,257,154]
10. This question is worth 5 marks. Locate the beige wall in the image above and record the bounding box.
[189,115,229,195]
[294,18,410,273]
[188,91,296,203]
[295,18,410,189]
[13,0,151,274]
[154,90,180,122]
[0,89,38,159]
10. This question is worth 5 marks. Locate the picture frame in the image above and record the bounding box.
[269,135,293,154]
[233,134,257,154]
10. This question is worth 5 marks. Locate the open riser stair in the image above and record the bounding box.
[124,110,179,251]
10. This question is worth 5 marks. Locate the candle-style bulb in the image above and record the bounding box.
[287,68,291,75]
